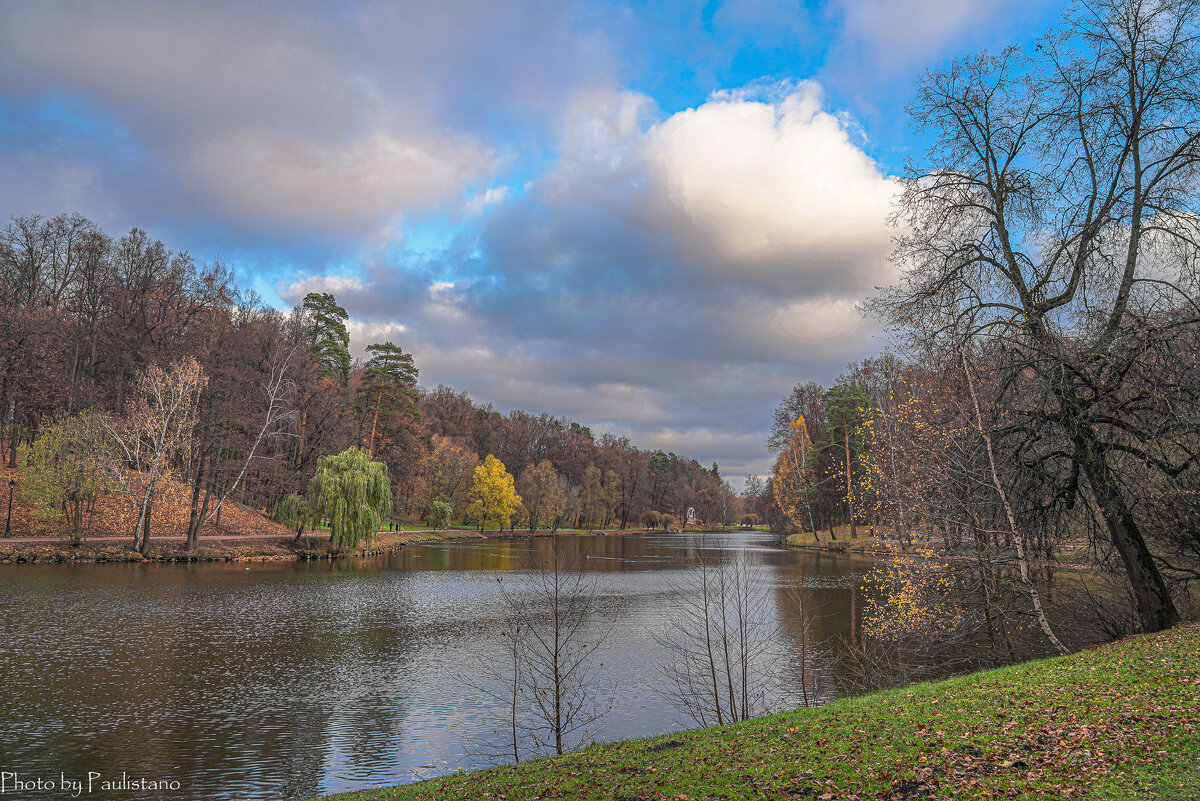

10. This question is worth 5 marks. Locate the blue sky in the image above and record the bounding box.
[0,0,1066,485]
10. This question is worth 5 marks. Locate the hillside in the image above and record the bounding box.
[320,624,1200,801]
[0,463,289,540]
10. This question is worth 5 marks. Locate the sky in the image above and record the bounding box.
[0,0,1067,487]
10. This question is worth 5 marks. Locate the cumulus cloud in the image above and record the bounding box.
[643,81,898,292]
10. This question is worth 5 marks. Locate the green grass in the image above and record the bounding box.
[786,525,885,552]
[316,623,1200,801]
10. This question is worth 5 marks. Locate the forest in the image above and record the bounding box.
[0,215,737,553]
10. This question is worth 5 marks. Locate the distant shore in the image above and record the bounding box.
[0,525,791,564]
[0,526,677,564]
[0,528,491,564]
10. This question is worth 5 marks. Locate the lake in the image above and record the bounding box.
[0,532,879,800]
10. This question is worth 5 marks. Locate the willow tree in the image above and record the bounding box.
[308,447,392,551]
[275,493,318,545]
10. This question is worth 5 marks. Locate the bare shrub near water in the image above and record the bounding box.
[464,539,613,763]
[654,547,782,726]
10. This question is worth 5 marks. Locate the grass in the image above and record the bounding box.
[786,525,885,553]
[316,623,1200,801]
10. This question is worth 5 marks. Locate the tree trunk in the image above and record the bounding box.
[66,343,79,414]
[139,493,153,556]
[295,406,308,469]
[186,451,209,550]
[842,414,856,538]
[1074,430,1179,632]
[368,394,381,455]
[5,398,16,468]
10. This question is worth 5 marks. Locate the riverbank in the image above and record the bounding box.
[0,525,712,563]
[785,526,888,553]
[318,623,1200,801]
[0,528,492,563]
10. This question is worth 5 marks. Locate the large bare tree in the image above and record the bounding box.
[876,0,1200,631]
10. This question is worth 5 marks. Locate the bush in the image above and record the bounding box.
[424,500,453,530]
[21,411,114,543]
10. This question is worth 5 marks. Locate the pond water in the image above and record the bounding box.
[0,533,879,800]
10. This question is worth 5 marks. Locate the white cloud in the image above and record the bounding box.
[284,275,368,297]
[346,320,409,353]
[462,187,510,216]
[832,0,987,69]
[822,0,1061,90]
[192,129,493,230]
[642,82,897,292]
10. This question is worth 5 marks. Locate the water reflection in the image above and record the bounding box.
[0,533,876,800]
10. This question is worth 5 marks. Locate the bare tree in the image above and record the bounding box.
[874,0,1200,631]
[780,587,832,709]
[184,345,298,549]
[475,539,612,760]
[655,545,776,727]
[104,357,206,555]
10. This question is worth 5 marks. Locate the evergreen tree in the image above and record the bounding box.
[302,292,351,385]
[816,386,872,538]
[357,341,419,454]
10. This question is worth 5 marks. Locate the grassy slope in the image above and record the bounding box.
[322,623,1200,801]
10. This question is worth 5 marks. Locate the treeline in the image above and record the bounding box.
[756,341,1200,650]
[0,213,737,543]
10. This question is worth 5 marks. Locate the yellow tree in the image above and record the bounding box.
[467,455,522,530]
[772,415,818,538]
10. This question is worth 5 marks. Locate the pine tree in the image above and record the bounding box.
[356,341,419,454]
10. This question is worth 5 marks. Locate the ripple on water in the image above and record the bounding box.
[0,534,877,800]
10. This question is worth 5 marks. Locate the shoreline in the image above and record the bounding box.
[0,526,794,565]
[315,623,1200,801]
[0,526,678,565]
[0,528,494,564]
